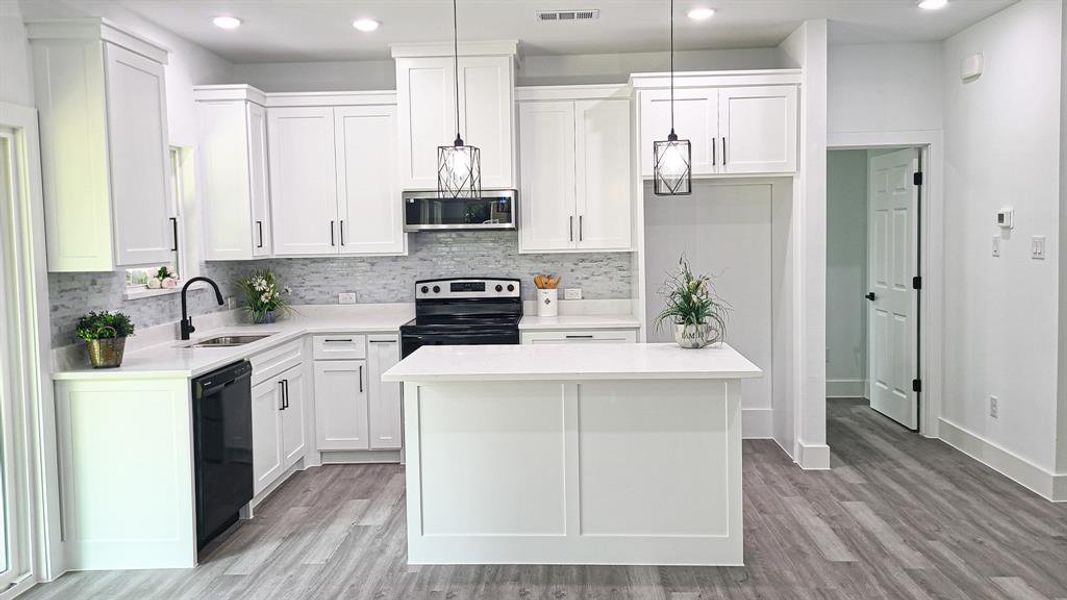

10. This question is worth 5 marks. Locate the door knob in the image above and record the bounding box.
[865,292,877,301]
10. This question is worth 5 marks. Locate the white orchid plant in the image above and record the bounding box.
[237,270,292,322]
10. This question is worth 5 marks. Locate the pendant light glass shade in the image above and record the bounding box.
[653,131,692,195]
[437,0,482,199]
[653,0,692,196]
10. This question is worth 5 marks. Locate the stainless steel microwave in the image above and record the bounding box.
[402,189,517,232]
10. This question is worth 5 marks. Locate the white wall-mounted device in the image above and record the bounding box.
[996,207,1014,229]
[961,52,984,81]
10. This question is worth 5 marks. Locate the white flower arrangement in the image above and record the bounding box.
[237,271,292,323]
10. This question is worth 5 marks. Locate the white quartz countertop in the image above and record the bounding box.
[382,342,762,383]
[53,306,414,381]
[518,314,640,331]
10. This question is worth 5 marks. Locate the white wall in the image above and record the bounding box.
[0,0,34,105]
[1059,0,1067,478]
[826,150,867,394]
[232,59,394,92]
[940,0,1063,478]
[828,43,944,136]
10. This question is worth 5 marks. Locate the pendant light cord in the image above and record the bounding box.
[452,0,462,145]
[669,0,675,136]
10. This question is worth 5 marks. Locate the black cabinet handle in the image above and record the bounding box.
[565,335,595,339]
[330,221,335,246]
[358,365,363,393]
[579,216,583,242]
[256,220,264,248]
[278,379,285,410]
[722,137,727,165]
[712,137,717,166]
[170,217,179,252]
[569,216,574,242]
[865,292,877,301]
[340,220,345,246]
[324,338,353,343]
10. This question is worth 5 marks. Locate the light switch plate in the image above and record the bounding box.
[563,288,582,300]
[1031,236,1046,260]
[338,292,357,304]
[992,236,1001,257]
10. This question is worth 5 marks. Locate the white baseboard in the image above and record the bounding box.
[939,418,1066,502]
[796,441,831,470]
[742,408,773,439]
[827,379,868,399]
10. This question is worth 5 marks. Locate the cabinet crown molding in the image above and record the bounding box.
[390,40,518,59]
[515,84,631,102]
[26,17,169,64]
[193,84,268,105]
[630,69,802,89]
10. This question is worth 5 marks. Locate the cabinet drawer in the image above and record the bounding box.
[250,340,304,386]
[521,329,638,344]
[312,335,367,360]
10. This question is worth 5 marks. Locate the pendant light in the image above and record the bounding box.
[653,0,692,196]
[437,0,482,199]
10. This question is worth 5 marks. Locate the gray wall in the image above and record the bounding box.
[826,150,868,386]
[48,231,632,347]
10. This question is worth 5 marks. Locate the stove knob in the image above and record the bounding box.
[432,285,441,294]
[506,284,515,292]
[420,286,429,294]
[495,284,503,292]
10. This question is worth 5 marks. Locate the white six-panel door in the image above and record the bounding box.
[335,105,405,255]
[104,43,175,266]
[718,86,798,174]
[519,101,576,251]
[267,106,339,256]
[575,98,631,250]
[867,148,919,430]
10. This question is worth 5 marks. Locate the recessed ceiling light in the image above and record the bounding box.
[918,0,948,10]
[212,16,242,30]
[352,18,380,32]
[687,7,716,21]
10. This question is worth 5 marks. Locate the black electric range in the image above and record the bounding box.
[400,278,523,358]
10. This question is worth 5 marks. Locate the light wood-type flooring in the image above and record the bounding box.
[25,399,1067,599]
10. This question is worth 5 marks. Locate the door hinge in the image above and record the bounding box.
[912,276,922,290]
[913,171,924,186]
[912,379,922,393]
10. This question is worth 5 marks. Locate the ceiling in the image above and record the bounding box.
[103,0,1017,64]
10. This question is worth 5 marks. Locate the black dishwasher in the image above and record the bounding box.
[192,360,254,550]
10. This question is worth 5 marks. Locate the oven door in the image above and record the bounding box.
[401,329,520,358]
[403,189,516,231]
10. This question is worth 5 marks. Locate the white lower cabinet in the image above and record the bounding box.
[367,336,402,449]
[251,363,307,495]
[313,359,369,450]
[520,329,639,344]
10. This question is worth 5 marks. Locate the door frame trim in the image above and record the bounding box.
[829,130,944,439]
[0,101,64,587]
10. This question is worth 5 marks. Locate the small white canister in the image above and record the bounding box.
[537,288,559,317]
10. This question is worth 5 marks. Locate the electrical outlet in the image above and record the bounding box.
[338,292,357,305]
[563,288,582,300]
[992,236,1001,258]
[1031,236,1046,260]
[989,395,999,419]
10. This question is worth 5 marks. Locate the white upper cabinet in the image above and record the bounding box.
[718,86,798,174]
[335,105,406,255]
[632,71,800,178]
[194,85,273,260]
[393,42,517,190]
[28,19,175,271]
[267,106,339,256]
[518,86,633,253]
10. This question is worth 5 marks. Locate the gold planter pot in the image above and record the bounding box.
[86,337,127,369]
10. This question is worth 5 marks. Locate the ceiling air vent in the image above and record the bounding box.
[537,9,600,22]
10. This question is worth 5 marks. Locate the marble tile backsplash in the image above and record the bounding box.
[48,231,633,347]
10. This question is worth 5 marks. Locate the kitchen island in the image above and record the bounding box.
[382,342,762,566]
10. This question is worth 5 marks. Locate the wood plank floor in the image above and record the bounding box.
[26,399,1067,599]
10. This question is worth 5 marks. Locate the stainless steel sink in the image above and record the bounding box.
[191,335,272,348]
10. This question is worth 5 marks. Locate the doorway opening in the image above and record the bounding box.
[827,146,924,432]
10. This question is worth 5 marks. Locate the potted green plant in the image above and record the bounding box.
[76,311,135,368]
[237,270,291,324]
[654,257,729,349]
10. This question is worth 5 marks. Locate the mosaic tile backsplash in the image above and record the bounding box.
[48,231,633,347]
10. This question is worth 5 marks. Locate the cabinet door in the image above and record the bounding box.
[367,338,402,450]
[251,380,283,495]
[639,88,719,178]
[335,106,405,255]
[518,101,576,252]
[313,360,369,451]
[718,86,798,174]
[280,367,306,467]
[248,103,273,256]
[197,100,255,260]
[396,57,453,190]
[104,43,175,266]
[459,56,514,189]
[575,99,632,251]
[267,107,339,256]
